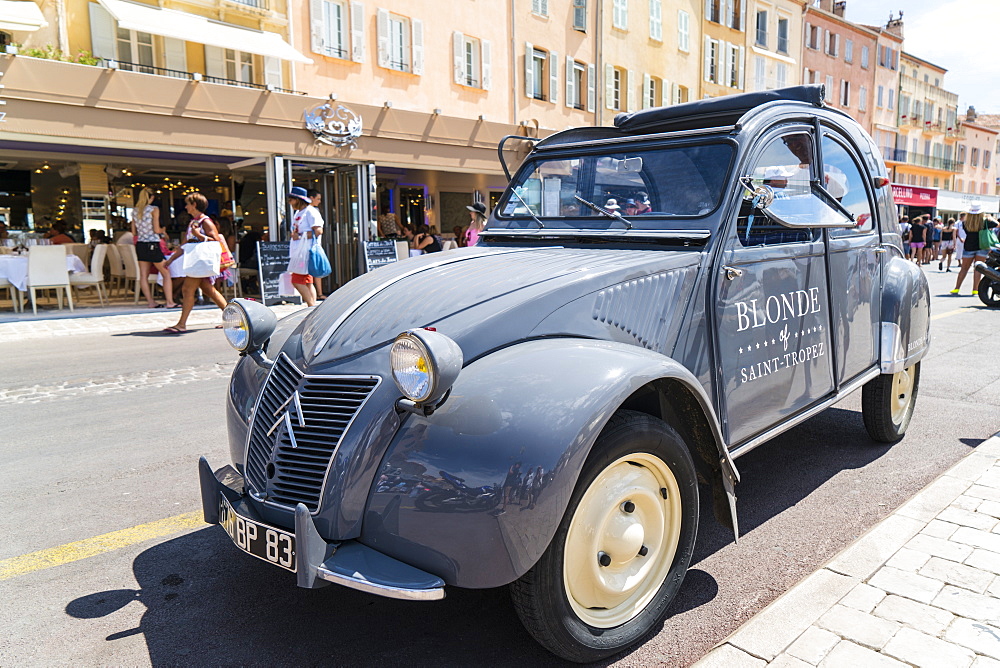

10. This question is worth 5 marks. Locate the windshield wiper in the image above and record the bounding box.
[509,189,545,228]
[574,195,633,229]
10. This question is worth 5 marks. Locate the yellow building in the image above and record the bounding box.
[745,0,804,93]
[701,0,747,97]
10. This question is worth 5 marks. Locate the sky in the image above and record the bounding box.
[843,0,1000,113]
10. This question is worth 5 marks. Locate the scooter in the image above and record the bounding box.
[974,247,1000,308]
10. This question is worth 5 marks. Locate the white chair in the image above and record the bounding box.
[27,245,73,314]
[120,244,142,303]
[0,275,20,312]
[69,244,108,306]
[65,243,91,267]
[106,244,126,296]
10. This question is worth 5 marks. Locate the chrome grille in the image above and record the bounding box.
[245,354,379,512]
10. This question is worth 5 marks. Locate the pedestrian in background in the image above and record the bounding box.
[951,205,998,295]
[307,188,327,300]
[465,202,487,247]
[286,186,324,308]
[909,215,927,266]
[899,216,911,260]
[131,187,177,309]
[161,193,228,333]
[930,216,942,265]
[940,218,956,272]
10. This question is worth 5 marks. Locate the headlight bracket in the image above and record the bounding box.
[395,387,453,417]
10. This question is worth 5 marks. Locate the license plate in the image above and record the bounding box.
[219,493,296,572]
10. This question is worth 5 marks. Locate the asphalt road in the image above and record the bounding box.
[1,265,998,667]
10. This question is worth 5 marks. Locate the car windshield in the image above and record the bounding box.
[492,142,734,231]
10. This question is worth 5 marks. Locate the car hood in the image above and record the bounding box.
[299,245,702,364]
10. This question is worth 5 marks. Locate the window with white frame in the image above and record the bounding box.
[453,33,490,89]
[805,23,820,49]
[566,58,594,111]
[825,30,838,57]
[703,37,719,83]
[753,56,766,90]
[605,65,624,110]
[840,80,850,106]
[777,16,788,53]
[845,39,853,63]
[572,0,587,31]
[727,43,742,88]
[649,0,662,40]
[678,10,690,51]
[888,88,894,110]
[776,62,786,88]
[532,0,548,16]
[377,10,422,74]
[321,0,347,58]
[972,147,980,167]
[115,27,154,70]
[529,47,547,99]
[613,0,628,30]
[985,151,991,170]
[643,73,662,108]
[224,49,255,83]
[311,0,364,62]
[861,45,869,68]
[675,84,688,104]
[858,85,866,111]
[876,86,883,107]
[755,10,767,47]
[705,0,721,24]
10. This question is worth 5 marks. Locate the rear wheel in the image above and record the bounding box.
[862,363,920,443]
[510,411,699,663]
[978,278,1000,308]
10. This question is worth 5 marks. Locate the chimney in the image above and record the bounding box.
[833,1,846,17]
[885,10,904,38]
[967,106,977,123]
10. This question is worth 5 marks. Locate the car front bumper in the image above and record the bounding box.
[198,456,445,601]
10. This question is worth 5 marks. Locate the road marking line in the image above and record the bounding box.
[931,306,978,321]
[0,511,205,580]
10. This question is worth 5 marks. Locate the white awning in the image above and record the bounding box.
[0,0,48,32]
[96,0,312,64]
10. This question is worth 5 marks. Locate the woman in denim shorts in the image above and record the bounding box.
[952,206,998,295]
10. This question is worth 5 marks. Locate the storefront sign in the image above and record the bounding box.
[304,102,362,148]
[891,183,937,207]
[935,189,1000,214]
[257,241,301,307]
[364,240,400,271]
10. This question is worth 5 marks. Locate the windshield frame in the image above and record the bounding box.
[490,136,739,235]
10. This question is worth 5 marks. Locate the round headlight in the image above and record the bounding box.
[390,329,463,406]
[223,303,250,351]
[222,299,277,354]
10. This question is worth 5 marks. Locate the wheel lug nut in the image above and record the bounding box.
[598,551,612,567]
[621,500,635,513]
[638,545,649,557]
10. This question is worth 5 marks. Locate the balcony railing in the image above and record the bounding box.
[101,58,302,95]
[881,148,960,171]
[226,0,269,9]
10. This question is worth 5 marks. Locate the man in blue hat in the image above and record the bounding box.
[286,186,324,307]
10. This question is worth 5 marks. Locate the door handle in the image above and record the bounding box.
[723,265,743,280]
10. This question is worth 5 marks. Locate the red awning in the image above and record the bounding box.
[891,183,938,207]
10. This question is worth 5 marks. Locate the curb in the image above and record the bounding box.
[693,433,1000,667]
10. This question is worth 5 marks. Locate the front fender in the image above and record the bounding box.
[880,256,931,373]
[360,338,727,588]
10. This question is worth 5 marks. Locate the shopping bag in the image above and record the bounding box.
[287,238,310,275]
[218,240,236,269]
[979,227,998,251]
[181,241,221,278]
[308,238,332,278]
[278,271,296,296]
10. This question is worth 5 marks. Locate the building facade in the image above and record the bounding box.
[745,0,804,93]
[701,0,747,97]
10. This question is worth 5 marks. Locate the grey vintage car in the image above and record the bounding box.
[202,85,930,662]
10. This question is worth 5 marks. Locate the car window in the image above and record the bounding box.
[821,134,874,235]
[736,132,820,246]
[494,143,734,229]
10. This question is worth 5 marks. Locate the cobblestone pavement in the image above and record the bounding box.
[0,304,304,343]
[0,362,238,404]
[695,436,1000,668]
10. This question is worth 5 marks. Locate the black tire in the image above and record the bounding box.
[509,410,699,663]
[862,362,920,443]
[978,278,1000,308]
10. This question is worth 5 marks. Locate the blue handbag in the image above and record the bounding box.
[308,237,332,278]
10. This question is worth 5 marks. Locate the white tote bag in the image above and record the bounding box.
[278,271,296,296]
[181,241,221,278]
[287,238,310,275]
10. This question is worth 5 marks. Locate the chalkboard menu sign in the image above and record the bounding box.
[365,240,401,271]
[257,241,301,306]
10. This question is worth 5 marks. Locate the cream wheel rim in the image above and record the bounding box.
[890,365,915,424]
[563,452,682,628]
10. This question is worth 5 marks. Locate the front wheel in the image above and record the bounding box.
[978,278,1000,308]
[509,411,699,663]
[862,362,920,443]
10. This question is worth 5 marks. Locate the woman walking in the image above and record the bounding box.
[951,205,998,295]
[940,218,957,272]
[286,186,324,307]
[161,193,228,333]
[132,187,177,309]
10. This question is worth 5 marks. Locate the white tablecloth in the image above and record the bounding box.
[0,255,87,291]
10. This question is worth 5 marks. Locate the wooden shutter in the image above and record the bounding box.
[704,36,712,82]
[89,2,116,61]
[376,8,389,68]
[661,78,670,106]
[481,40,491,90]
[350,1,365,62]
[204,45,225,78]
[737,45,745,89]
[310,0,325,54]
[163,37,186,71]
[626,69,636,112]
[525,42,535,97]
[587,63,596,112]
[642,73,651,109]
[264,56,283,88]
[453,32,465,84]
[549,51,558,104]
[723,42,732,86]
[411,18,424,75]
[566,55,575,107]
[605,63,615,109]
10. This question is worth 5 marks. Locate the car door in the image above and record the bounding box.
[714,126,836,446]
[821,131,881,385]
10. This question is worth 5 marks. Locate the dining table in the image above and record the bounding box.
[0,254,88,292]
